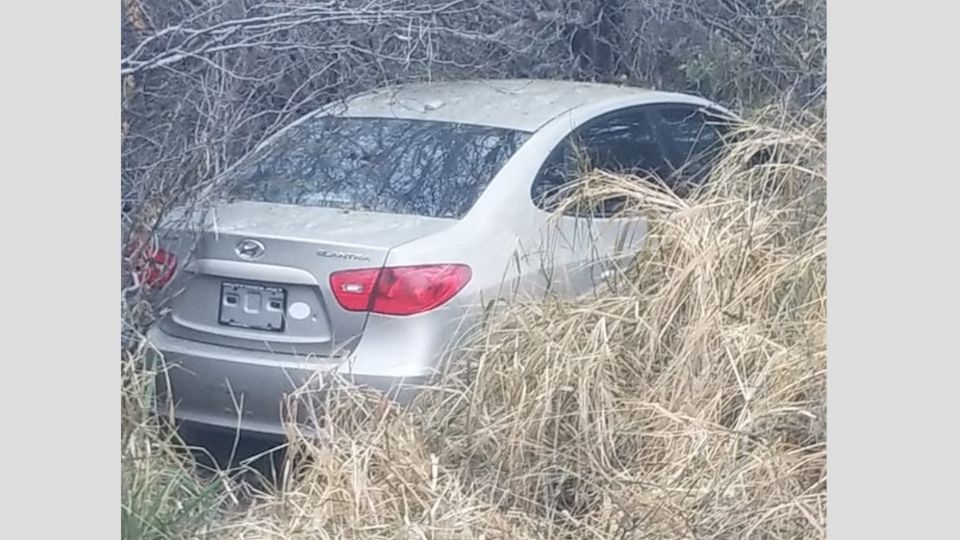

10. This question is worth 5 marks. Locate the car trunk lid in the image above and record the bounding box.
[155,201,455,358]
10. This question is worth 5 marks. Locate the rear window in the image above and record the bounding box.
[226,116,530,219]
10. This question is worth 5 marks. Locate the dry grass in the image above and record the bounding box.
[122,345,232,540]
[121,108,826,539]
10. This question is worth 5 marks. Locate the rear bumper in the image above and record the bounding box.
[145,326,430,436]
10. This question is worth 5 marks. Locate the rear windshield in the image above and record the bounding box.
[226,116,531,219]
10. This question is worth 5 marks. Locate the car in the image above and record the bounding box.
[138,79,736,436]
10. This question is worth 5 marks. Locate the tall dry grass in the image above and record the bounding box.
[414,109,827,538]
[122,109,826,539]
[122,344,233,540]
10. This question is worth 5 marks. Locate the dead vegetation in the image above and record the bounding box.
[121,1,826,538]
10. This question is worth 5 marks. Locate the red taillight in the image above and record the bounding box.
[329,268,381,311]
[126,238,178,289]
[141,248,177,288]
[330,264,472,316]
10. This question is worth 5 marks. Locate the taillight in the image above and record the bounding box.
[126,239,178,289]
[330,264,472,316]
[329,268,381,311]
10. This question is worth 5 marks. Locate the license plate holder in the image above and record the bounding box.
[218,281,286,333]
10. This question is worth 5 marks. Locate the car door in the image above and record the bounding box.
[528,106,673,296]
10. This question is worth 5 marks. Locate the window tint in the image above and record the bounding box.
[531,109,671,215]
[227,117,530,219]
[653,106,728,188]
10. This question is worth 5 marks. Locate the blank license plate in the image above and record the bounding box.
[218,281,286,332]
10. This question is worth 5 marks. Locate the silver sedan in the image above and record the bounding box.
[139,79,734,436]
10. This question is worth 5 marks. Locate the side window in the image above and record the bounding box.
[652,106,730,189]
[576,109,671,178]
[531,108,671,216]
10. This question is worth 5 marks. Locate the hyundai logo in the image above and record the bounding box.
[235,239,266,260]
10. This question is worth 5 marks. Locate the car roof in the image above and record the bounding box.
[333,79,714,132]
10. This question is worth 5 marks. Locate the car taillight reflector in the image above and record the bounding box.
[330,264,472,316]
